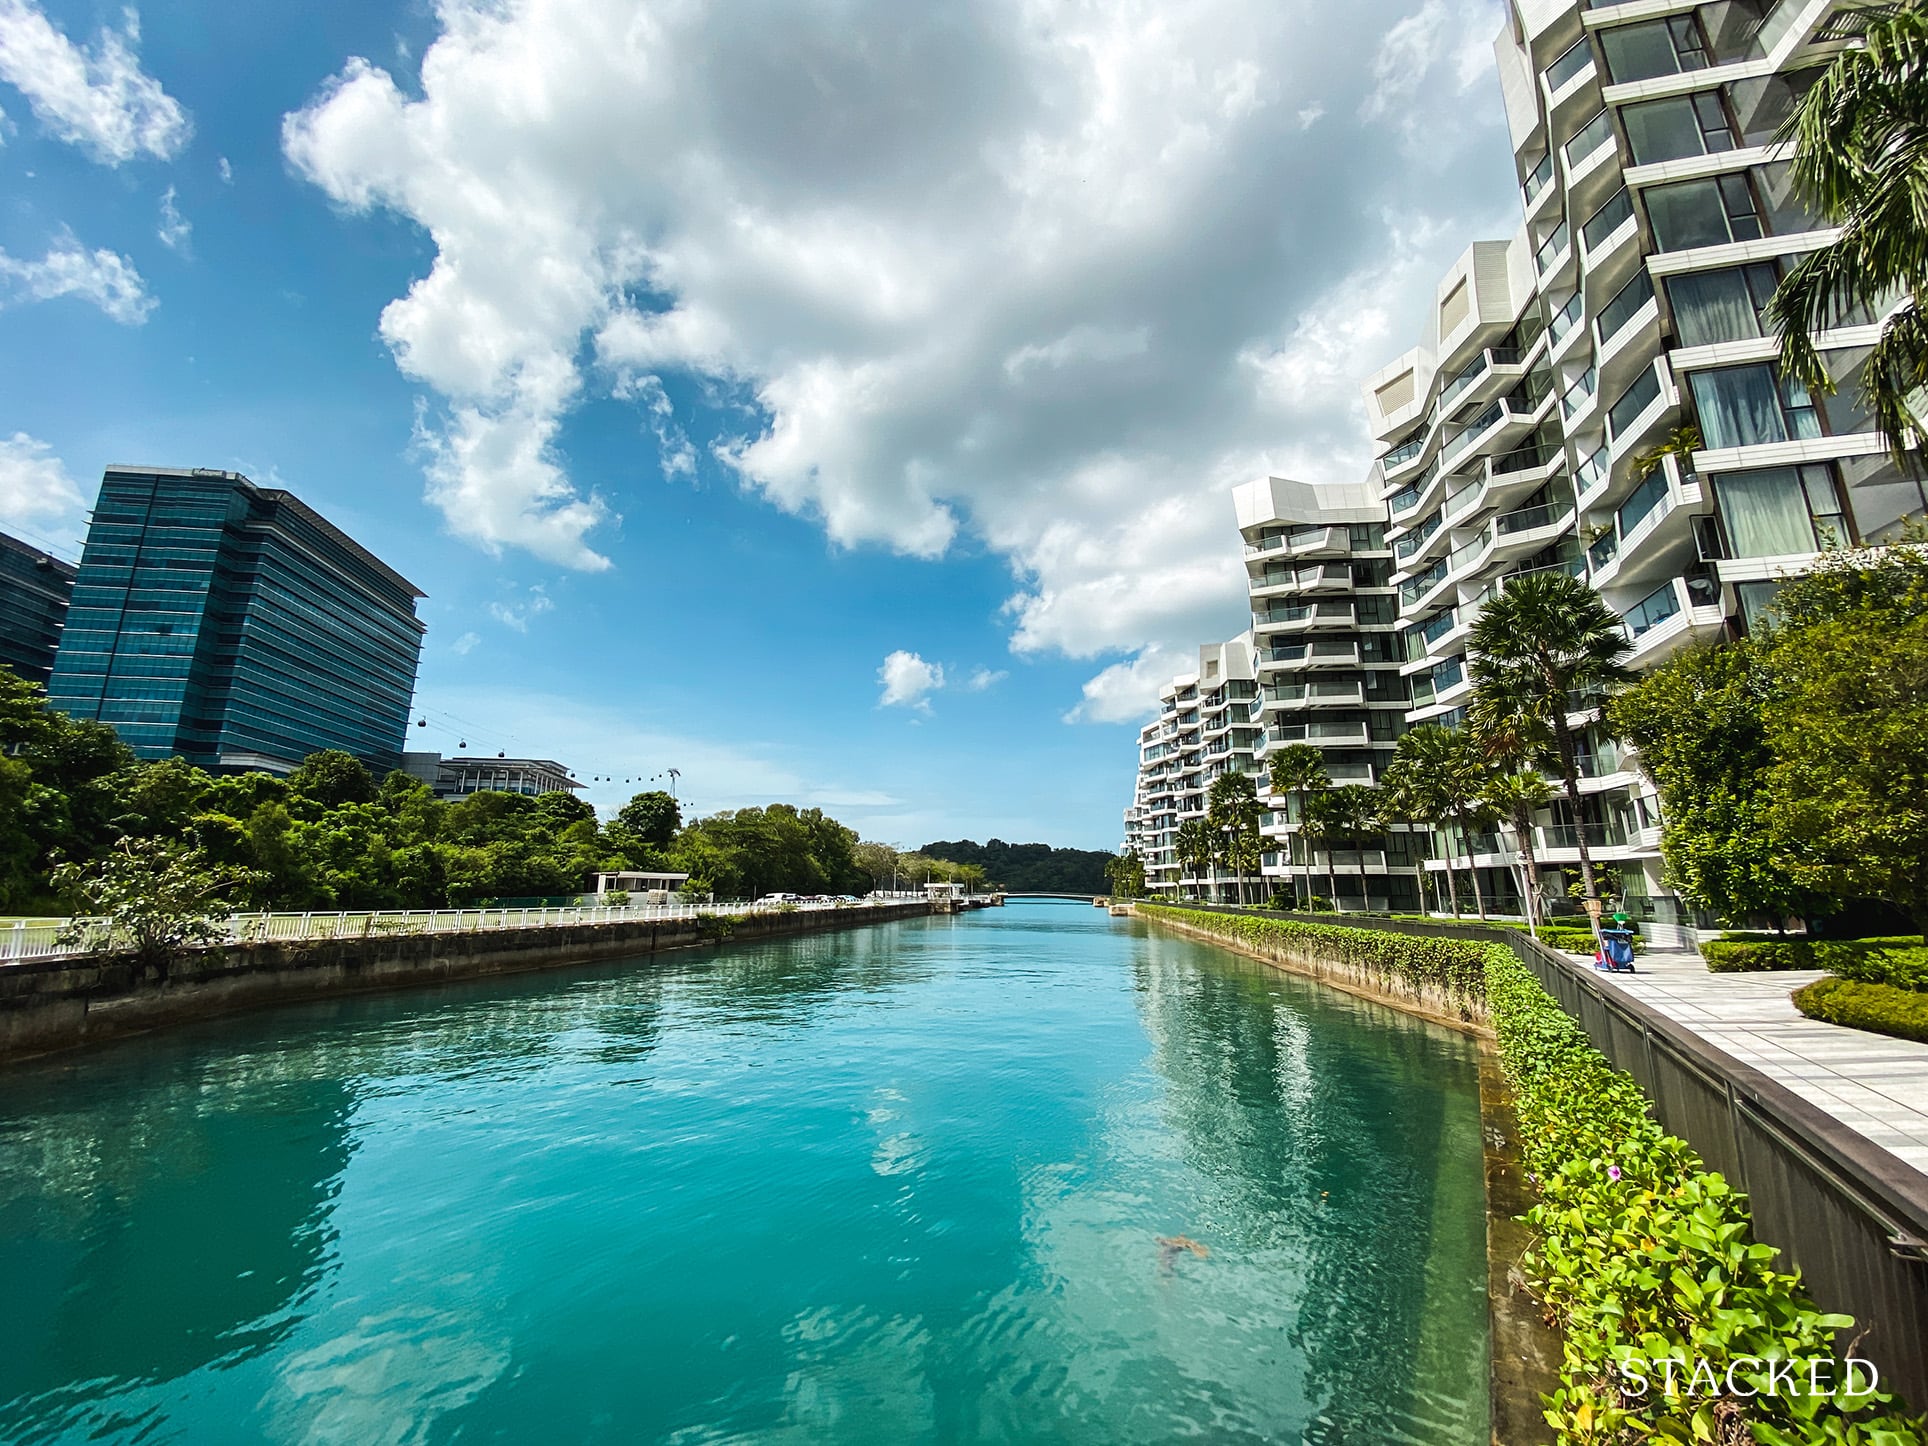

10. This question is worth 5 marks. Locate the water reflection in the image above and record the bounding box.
[0,906,1485,1444]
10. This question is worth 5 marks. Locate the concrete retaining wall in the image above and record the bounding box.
[1139,907,1489,1034]
[0,902,935,1063]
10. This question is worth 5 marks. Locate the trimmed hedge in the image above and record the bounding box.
[1795,976,1928,1044]
[1142,905,1926,1441]
[1703,935,1928,990]
[1484,945,1926,1443]
[1135,904,1488,1011]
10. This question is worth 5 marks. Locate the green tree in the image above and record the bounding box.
[288,750,377,811]
[1266,743,1329,910]
[1766,3,1928,464]
[112,756,213,837]
[1303,784,1377,911]
[1392,724,1496,918]
[1105,848,1146,899]
[1758,565,1928,939]
[617,790,682,848]
[52,837,262,972]
[1207,770,1262,906]
[1374,757,1436,916]
[1608,640,1812,927]
[1468,571,1632,921]
[1174,817,1215,901]
[1483,769,1554,934]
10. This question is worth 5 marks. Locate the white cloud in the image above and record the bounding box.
[0,0,188,163]
[284,0,1514,705]
[0,432,88,554]
[878,650,944,712]
[157,185,190,252]
[217,154,232,184]
[1064,645,1188,725]
[450,630,480,655]
[962,666,1006,692]
[485,585,556,633]
[0,235,154,323]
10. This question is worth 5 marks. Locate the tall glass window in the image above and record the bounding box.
[1665,262,1780,346]
[1600,15,1711,81]
[1715,464,1849,555]
[1622,92,1737,165]
[1565,107,1616,167]
[1645,173,1763,251]
[1689,364,1820,447]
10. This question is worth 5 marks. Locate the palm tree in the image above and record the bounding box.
[1468,571,1632,925]
[1267,743,1328,910]
[1483,769,1554,936]
[1306,784,1377,912]
[1392,724,1497,918]
[1375,758,1437,915]
[1174,818,1215,901]
[1765,4,1928,463]
[1207,771,1262,906]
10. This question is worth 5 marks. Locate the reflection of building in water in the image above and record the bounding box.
[0,1073,358,1406]
[1128,942,1487,1441]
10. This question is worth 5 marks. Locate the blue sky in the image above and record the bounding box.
[0,0,1515,849]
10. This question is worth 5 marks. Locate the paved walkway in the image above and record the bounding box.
[1585,950,1928,1176]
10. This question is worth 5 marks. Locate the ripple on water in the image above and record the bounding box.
[0,905,1487,1444]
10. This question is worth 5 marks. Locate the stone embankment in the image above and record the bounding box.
[0,901,935,1062]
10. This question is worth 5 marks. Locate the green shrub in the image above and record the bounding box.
[1135,905,1486,1010]
[1701,938,1815,972]
[1485,946,1925,1442]
[1703,935,1928,989]
[1795,976,1928,1043]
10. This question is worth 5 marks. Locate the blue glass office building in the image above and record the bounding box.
[0,529,77,687]
[48,467,426,773]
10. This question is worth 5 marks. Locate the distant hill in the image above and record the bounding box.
[920,839,1111,894]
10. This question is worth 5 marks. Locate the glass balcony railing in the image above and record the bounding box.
[1535,223,1571,275]
[1394,513,1442,560]
[1438,346,1522,411]
[1586,530,1618,573]
[1624,579,1682,638]
[1564,107,1614,168]
[1495,499,1572,536]
[1399,558,1449,606]
[1490,439,1561,478]
[1548,291,1585,345]
[1383,435,1426,470]
[1522,151,1554,204]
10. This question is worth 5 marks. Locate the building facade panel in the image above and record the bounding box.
[0,531,76,687]
[48,467,426,775]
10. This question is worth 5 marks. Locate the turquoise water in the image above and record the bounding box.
[0,903,1488,1444]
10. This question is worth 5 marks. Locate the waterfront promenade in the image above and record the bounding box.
[1594,951,1928,1179]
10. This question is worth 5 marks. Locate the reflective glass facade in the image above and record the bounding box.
[0,530,77,687]
[47,468,425,773]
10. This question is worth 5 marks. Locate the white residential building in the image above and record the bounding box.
[1125,635,1260,901]
[1233,476,1422,912]
[1363,0,1920,942]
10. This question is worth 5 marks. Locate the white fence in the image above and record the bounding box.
[2,897,923,966]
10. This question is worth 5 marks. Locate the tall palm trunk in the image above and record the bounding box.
[1455,810,1487,918]
[1325,842,1338,914]
[1552,715,1605,950]
[1440,819,1462,918]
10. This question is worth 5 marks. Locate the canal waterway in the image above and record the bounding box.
[0,902,1488,1444]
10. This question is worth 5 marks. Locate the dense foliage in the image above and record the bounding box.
[1611,540,1928,937]
[1485,944,1925,1443]
[918,838,1110,893]
[0,667,892,910]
